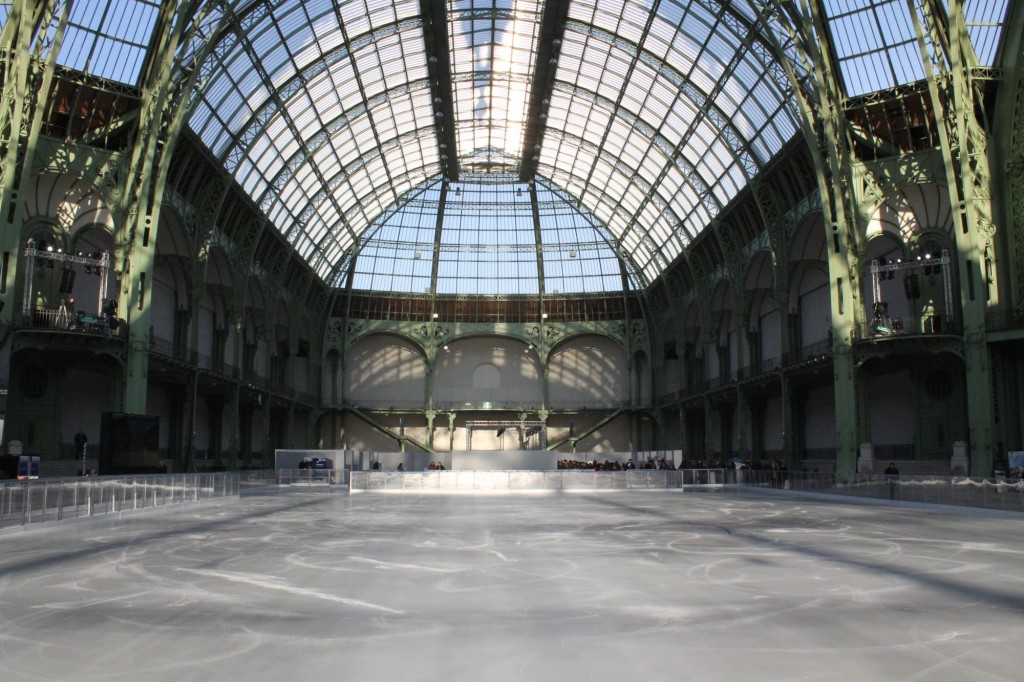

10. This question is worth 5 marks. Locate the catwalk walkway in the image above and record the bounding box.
[1,488,1022,681]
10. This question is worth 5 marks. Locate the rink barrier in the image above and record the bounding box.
[0,473,239,531]
[349,469,726,492]
[347,468,1024,513]
[239,468,347,488]
[732,470,1024,513]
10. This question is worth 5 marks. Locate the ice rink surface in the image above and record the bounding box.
[2,489,1023,681]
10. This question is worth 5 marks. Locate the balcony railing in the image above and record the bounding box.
[853,314,961,341]
[148,336,308,400]
[985,309,1024,333]
[18,307,126,339]
[782,338,831,365]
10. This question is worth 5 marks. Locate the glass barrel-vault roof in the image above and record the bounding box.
[19,1,1011,293]
[350,176,627,295]
[184,0,806,291]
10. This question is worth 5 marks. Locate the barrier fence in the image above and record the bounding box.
[239,469,347,488]
[348,469,1024,512]
[5,470,1019,531]
[0,473,239,530]
[350,469,728,492]
[734,471,1024,513]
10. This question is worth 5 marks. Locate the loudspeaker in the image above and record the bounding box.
[58,267,76,293]
[903,274,920,299]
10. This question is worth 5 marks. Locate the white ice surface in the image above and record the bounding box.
[1,490,1023,681]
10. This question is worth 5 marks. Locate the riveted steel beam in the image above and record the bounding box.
[420,0,459,181]
[518,0,570,182]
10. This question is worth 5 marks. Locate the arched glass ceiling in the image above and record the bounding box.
[7,1,1010,291]
[350,175,629,295]
[185,0,804,289]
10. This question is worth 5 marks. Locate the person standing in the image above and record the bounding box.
[74,428,88,459]
[884,462,899,500]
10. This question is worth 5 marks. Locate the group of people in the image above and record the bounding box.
[556,457,791,474]
[557,458,641,471]
[373,456,795,474]
[561,456,671,466]
[370,461,446,471]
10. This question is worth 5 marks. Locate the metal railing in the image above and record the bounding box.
[853,314,962,341]
[18,307,126,338]
[0,473,239,530]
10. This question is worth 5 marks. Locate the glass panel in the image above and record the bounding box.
[56,0,161,84]
[822,0,925,96]
[962,0,1010,66]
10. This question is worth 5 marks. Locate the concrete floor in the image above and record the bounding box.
[1,489,1023,681]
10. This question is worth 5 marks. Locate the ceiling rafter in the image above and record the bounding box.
[420,0,460,181]
[518,0,571,182]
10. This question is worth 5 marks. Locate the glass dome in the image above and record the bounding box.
[348,175,631,295]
